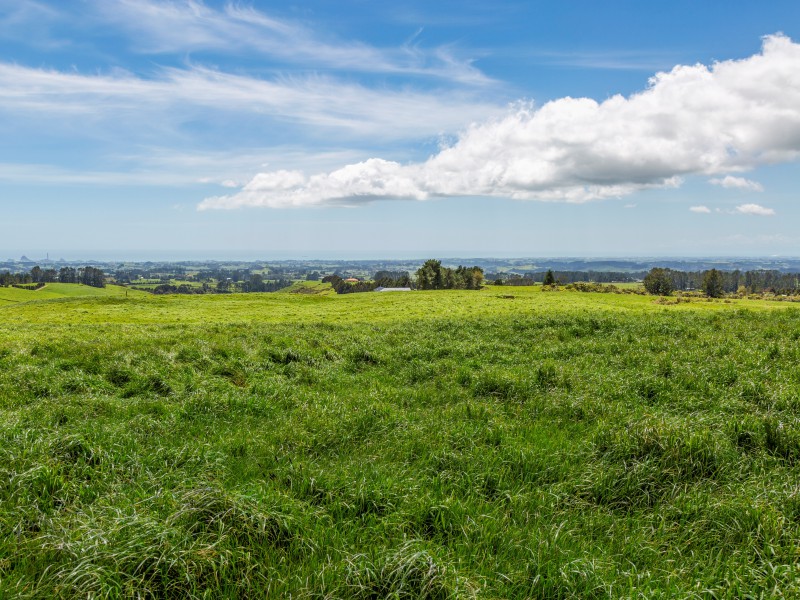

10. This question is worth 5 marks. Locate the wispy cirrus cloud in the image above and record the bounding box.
[523,49,679,71]
[709,175,764,191]
[0,0,60,32]
[690,206,711,214]
[200,34,800,210]
[0,62,501,141]
[0,0,60,25]
[0,147,385,188]
[92,0,492,85]
[0,0,64,47]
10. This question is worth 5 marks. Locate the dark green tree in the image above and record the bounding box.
[59,267,77,283]
[543,269,556,286]
[702,269,725,298]
[416,259,442,290]
[643,268,674,296]
[467,266,484,289]
[374,270,411,288]
[76,266,105,288]
[414,260,482,291]
[247,273,265,292]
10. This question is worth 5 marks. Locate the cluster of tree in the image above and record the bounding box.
[494,276,536,286]
[59,267,105,288]
[415,260,484,290]
[373,270,412,288]
[10,282,46,290]
[563,282,642,294]
[29,266,58,283]
[643,268,800,297]
[240,275,290,292]
[1,271,32,286]
[492,270,639,285]
[137,277,293,294]
[114,267,187,284]
[643,268,726,297]
[322,275,378,294]
[1,266,105,288]
[642,268,676,296]
[218,277,292,293]
[318,271,412,295]
[148,284,208,295]
[54,267,77,283]
[196,268,254,283]
[493,269,560,287]
[742,270,800,295]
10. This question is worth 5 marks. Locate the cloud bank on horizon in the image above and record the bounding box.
[199,34,800,211]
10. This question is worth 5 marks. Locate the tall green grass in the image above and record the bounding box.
[1,292,800,597]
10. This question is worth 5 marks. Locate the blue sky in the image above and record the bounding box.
[1,0,799,260]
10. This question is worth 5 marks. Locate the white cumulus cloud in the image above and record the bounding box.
[200,160,428,209]
[690,205,711,213]
[735,203,775,216]
[199,34,800,210]
[709,175,764,191]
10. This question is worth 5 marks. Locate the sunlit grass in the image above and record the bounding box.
[1,289,800,597]
[0,283,149,304]
[1,284,788,327]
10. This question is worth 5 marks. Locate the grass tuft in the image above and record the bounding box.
[344,542,472,599]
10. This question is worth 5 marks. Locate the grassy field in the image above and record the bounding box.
[284,280,338,296]
[128,280,206,290]
[2,285,800,598]
[0,283,149,304]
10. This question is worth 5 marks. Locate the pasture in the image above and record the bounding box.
[0,283,149,304]
[1,285,799,598]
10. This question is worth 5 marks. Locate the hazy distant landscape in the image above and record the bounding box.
[5,254,800,280]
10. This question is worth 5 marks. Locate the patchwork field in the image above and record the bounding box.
[2,285,800,598]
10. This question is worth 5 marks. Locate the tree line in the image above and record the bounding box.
[643,268,800,297]
[0,266,105,288]
[374,270,413,288]
[493,270,640,285]
[138,276,294,295]
[321,271,413,294]
[322,262,485,294]
[415,260,484,290]
[322,275,378,294]
[216,276,293,293]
